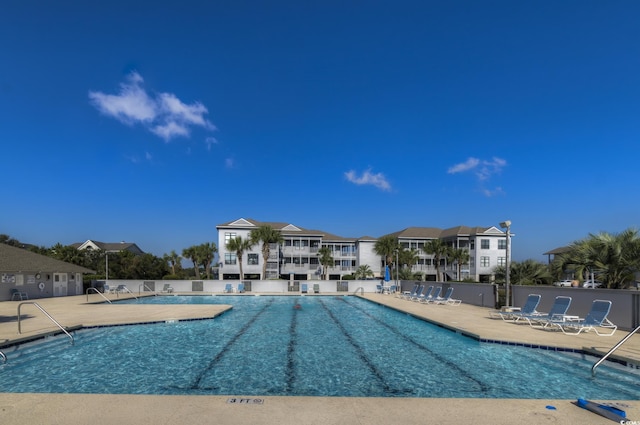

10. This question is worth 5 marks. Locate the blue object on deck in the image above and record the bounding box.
[575,398,626,422]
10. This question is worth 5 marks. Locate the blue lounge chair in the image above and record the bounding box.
[414,286,433,302]
[420,286,442,304]
[223,283,233,293]
[409,285,425,301]
[237,283,245,293]
[401,284,419,300]
[313,284,320,293]
[515,296,571,328]
[546,299,617,336]
[399,284,418,299]
[161,283,174,293]
[376,284,383,294]
[433,287,462,306]
[301,283,308,294]
[490,294,541,321]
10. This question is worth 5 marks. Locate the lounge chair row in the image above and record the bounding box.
[489,294,617,336]
[395,284,462,306]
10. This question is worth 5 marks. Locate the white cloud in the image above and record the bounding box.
[447,157,480,174]
[88,72,156,124]
[345,169,391,191]
[205,136,219,151]
[448,156,507,197]
[89,72,216,142]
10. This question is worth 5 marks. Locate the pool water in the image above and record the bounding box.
[0,296,638,398]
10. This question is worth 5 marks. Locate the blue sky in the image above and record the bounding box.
[2,1,639,262]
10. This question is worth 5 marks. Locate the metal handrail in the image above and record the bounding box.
[354,287,364,295]
[86,287,112,304]
[139,283,157,296]
[17,302,74,345]
[0,350,6,363]
[117,286,138,300]
[592,324,640,376]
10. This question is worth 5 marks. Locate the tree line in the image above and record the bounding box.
[3,226,639,287]
[0,234,217,281]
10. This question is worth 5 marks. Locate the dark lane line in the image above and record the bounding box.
[341,297,489,393]
[318,298,398,394]
[285,298,299,393]
[188,298,275,390]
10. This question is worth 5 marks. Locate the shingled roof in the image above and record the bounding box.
[0,244,95,274]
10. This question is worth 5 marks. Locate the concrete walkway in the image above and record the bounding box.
[0,293,638,425]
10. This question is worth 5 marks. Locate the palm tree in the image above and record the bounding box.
[397,248,419,280]
[422,239,450,281]
[558,228,640,288]
[448,248,470,281]
[318,246,334,280]
[249,225,283,279]
[354,264,374,280]
[163,250,181,275]
[226,236,253,279]
[374,235,399,269]
[182,246,201,279]
[196,242,217,279]
[494,259,551,285]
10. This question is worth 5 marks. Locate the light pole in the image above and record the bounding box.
[499,220,511,307]
[394,248,399,293]
[105,251,109,285]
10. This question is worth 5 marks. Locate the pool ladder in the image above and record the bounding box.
[86,287,112,303]
[17,302,74,345]
[592,324,640,376]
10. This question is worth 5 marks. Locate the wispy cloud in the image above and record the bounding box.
[447,156,507,196]
[205,136,219,151]
[89,72,215,142]
[344,169,391,191]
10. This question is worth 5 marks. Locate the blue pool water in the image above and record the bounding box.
[0,295,638,398]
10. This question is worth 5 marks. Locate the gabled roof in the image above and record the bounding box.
[543,246,571,256]
[0,244,95,274]
[386,227,443,239]
[72,240,144,254]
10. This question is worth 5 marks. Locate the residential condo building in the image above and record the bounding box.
[216,218,510,282]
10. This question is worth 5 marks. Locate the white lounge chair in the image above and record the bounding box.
[515,296,571,328]
[161,283,174,293]
[489,294,541,321]
[420,286,442,304]
[545,299,617,336]
[409,285,426,301]
[401,284,419,300]
[399,283,418,298]
[433,287,462,306]
[414,286,433,302]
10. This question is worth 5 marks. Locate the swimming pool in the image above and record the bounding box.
[0,296,637,398]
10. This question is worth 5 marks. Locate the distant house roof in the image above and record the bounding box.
[71,240,144,254]
[543,246,571,256]
[0,244,95,274]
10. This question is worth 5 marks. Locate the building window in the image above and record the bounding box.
[225,233,236,244]
[225,253,237,265]
[481,239,490,249]
[248,254,259,265]
[480,256,490,267]
[498,239,507,250]
[497,257,506,266]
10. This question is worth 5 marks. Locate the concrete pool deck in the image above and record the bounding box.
[0,293,638,425]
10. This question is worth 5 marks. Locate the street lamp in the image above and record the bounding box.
[499,220,512,307]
